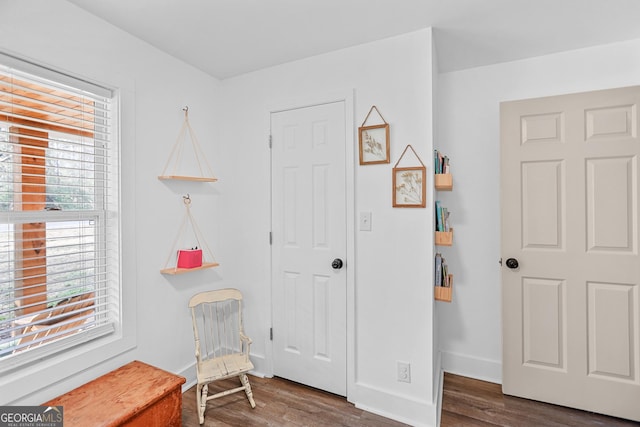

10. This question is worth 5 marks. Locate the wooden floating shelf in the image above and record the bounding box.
[160,262,220,275]
[434,173,453,191]
[158,175,218,182]
[435,275,453,302]
[435,229,453,246]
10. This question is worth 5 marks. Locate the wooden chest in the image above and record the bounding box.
[44,360,186,427]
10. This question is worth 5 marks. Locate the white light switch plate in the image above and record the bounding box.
[359,211,372,231]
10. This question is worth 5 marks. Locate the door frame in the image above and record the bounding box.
[266,89,356,401]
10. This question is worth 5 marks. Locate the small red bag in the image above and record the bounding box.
[177,249,202,268]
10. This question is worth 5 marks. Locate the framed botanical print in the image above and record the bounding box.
[393,166,426,207]
[392,144,427,208]
[359,106,390,165]
[359,123,390,164]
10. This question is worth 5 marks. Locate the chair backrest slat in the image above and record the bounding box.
[190,289,244,362]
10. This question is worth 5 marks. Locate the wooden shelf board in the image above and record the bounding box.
[434,286,452,302]
[158,175,218,182]
[160,262,220,275]
[435,275,453,302]
[435,229,453,246]
[434,173,453,191]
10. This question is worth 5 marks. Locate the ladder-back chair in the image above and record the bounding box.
[188,288,256,424]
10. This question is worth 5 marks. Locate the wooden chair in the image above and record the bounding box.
[188,288,256,424]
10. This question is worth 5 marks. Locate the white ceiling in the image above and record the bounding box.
[68,0,640,80]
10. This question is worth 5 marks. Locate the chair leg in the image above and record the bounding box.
[239,374,256,408]
[196,383,208,424]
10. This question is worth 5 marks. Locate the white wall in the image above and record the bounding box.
[217,29,437,426]
[0,3,439,425]
[10,1,637,423]
[436,38,640,384]
[0,0,223,404]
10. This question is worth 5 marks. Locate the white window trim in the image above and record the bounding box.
[0,51,137,404]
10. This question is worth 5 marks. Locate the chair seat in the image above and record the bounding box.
[198,352,254,383]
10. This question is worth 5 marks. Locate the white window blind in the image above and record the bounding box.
[0,53,119,366]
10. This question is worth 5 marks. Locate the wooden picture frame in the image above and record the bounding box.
[393,166,426,208]
[359,123,390,165]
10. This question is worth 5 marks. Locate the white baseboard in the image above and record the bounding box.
[352,382,437,427]
[435,351,444,427]
[440,351,502,384]
[177,361,197,392]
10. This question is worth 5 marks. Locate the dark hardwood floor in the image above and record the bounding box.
[440,373,638,427]
[182,373,639,426]
[182,375,406,426]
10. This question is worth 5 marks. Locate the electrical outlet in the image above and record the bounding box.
[397,361,411,383]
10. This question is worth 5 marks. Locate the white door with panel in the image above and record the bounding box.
[271,101,347,396]
[501,86,640,421]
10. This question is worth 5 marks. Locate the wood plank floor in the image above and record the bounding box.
[182,373,639,426]
[440,373,638,427]
[181,375,406,426]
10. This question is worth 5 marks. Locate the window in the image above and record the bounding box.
[0,53,119,369]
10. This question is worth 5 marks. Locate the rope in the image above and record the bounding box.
[163,194,218,270]
[361,105,387,127]
[394,144,426,168]
[160,107,216,179]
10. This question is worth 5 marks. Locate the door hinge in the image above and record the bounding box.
[268,135,272,149]
[269,231,272,245]
[270,327,273,341]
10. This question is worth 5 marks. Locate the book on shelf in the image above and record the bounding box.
[434,253,450,287]
[435,200,451,232]
[433,149,451,174]
[435,252,442,288]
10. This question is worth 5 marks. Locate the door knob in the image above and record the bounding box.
[505,258,519,269]
[331,258,344,270]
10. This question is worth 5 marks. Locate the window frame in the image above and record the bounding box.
[0,51,134,383]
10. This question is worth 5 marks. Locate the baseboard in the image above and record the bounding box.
[440,351,502,384]
[435,352,444,427]
[352,382,437,427]
[177,361,197,392]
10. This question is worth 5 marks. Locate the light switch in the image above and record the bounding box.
[359,211,372,231]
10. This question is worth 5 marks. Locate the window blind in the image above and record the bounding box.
[0,53,118,364]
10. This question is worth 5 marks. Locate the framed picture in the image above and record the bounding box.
[359,124,390,165]
[393,166,426,208]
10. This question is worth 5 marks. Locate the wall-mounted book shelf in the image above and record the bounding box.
[435,229,453,246]
[434,173,453,191]
[434,275,453,302]
[434,149,453,302]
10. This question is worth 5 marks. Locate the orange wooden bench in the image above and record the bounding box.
[44,360,185,427]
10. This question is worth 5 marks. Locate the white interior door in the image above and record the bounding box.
[271,101,347,396]
[501,86,640,421]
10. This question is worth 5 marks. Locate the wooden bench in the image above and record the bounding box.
[44,360,186,427]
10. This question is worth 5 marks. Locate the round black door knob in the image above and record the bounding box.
[505,258,519,269]
[331,258,344,269]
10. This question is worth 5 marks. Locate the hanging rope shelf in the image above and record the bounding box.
[158,107,218,182]
[160,194,219,275]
